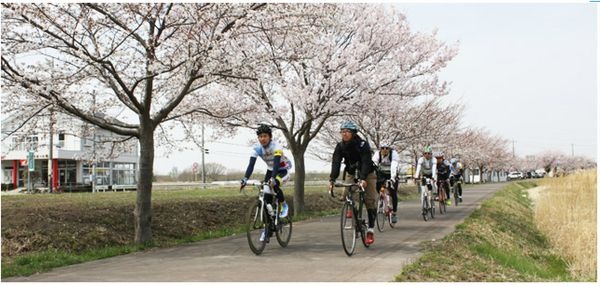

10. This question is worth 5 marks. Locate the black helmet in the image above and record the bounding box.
[256,124,272,136]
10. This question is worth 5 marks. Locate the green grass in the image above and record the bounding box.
[395,181,573,282]
[1,206,341,278]
[3,244,152,278]
[3,184,415,278]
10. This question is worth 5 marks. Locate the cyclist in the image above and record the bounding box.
[414,145,436,185]
[372,142,400,223]
[241,125,293,241]
[328,120,378,246]
[450,158,464,202]
[434,151,452,206]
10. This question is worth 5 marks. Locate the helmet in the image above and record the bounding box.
[380,141,392,149]
[450,158,458,164]
[340,120,358,132]
[423,146,433,153]
[256,124,272,136]
[433,151,444,158]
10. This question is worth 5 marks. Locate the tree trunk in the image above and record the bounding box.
[134,123,154,244]
[291,149,306,216]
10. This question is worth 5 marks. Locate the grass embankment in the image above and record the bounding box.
[396,181,572,282]
[535,170,597,281]
[1,184,416,278]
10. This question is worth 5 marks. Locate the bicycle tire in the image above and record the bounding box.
[276,215,293,248]
[358,199,369,248]
[430,196,435,219]
[387,194,395,228]
[246,201,267,255]
[454,185,460,206]
[376,193,386,232]
[440,198,446,214]
[422,194,429,221]
[439,188,446,215]
[340,202,356,256]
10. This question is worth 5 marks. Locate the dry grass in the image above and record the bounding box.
[535,169,597,281]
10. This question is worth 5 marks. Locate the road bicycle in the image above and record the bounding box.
[329,181,370,256]
[242,182,292,255]
[376,179,395,232]
[419,177,435,221]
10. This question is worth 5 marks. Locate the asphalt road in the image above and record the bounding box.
[5,182,509,282]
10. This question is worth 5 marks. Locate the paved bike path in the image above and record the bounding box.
[5,183,508,282]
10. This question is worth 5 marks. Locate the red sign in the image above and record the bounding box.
[20,160,27,166]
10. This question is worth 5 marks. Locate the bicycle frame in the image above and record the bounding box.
[248,182,280,238]
[420,177,433,208]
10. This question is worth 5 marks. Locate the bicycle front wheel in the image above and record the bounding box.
[387,194,395,228]
[454,186,460,206]
[376,194,386,232]
[422,192,429,221]
[276,215,292,248]
[430,196,436,219]
[340,202,356,256]
[358,200,369,248]
[439,191,446,215]
[246,201,267,255]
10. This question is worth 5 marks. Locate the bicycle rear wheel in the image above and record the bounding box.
[246,201,267,255]
[340,202,356,256]
[376,193,386,232]
[276,215,292,248]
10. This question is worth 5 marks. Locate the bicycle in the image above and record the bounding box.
[329,181,370,256]
[242,182,292,255]
[419,177,435,221]
[376,179,395,232]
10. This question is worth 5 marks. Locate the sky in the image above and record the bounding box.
[154,3,598,175]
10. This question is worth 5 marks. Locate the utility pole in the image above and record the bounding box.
[512,140,515,158]
[201,123,206,187]
[91,92,97,193]
[48,106,54,193]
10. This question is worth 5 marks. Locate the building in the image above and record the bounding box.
[1,112,138,191]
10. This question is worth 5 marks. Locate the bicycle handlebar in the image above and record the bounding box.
[329,182,365,199]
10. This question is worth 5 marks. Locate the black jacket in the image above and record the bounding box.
[329,135,376,181]
[437,162,451,180]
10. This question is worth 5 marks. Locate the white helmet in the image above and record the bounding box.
[450,158,458,164]
[433,151,444,158]
[380,141,392,149]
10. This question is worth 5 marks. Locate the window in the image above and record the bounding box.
[26,136,38,150]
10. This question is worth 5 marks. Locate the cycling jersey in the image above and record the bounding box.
[372,149,400,179]
[250,140,292,171]
[415,157,437,179]
[436,160,452,180]
[451,162,463,176]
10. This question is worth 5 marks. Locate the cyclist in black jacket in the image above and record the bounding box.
[328,121,378,246]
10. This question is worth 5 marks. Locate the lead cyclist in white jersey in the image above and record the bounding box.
[240,125,293,220]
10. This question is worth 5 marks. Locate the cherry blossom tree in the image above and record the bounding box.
[456,129,511,182]
[0,3,282,243]
[212,4,458,213]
